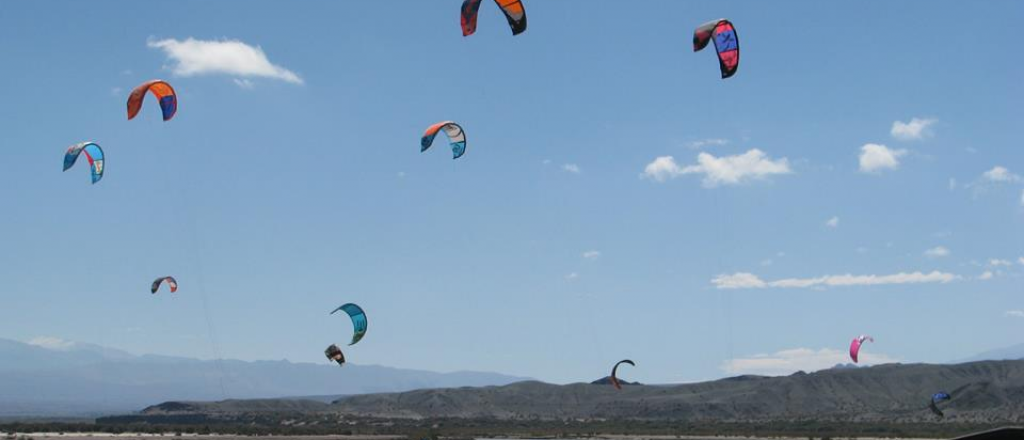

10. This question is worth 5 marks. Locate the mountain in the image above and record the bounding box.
[0,338,528,417]
[954,343,1024,363]
[319,360,1024,423]
[122,360,1024,426]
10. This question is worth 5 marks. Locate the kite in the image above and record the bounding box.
[461,0,527,36]
[150,276,178,294]
[325,344,345,366]
[929,392,951,417]
[331,303,368,346]
[63,142,105,184]
[693,19,739,79]
[610,359,635,390]
[849,335,874,363]
[421,121,468,159]
[127,80,178,121]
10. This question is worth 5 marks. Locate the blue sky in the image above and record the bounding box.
[0,1,1021,385]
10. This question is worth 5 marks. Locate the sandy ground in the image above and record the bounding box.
[10,436,404,440]
[7,435,944,440]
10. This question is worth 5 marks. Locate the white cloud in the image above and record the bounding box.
[1006,310,1024,318]
[582,250,601,260]
[565,272,579,281]
[890,117,936,140]
[760,259,774,267]
[642,156,683,182]
[979,271,994,280]
[924,246,950,258]
[712,270,959,290]
[981,166,1020,183]
[687,138,729,149]
[989,259,1012,267]
[948,178,957,190]
[1021,189,1024,206]
[28,336,76,351]
[110,87,123,96]
[712,272,766,289]
[397,171,406,178]
[825,216,839,228]
[1019,257,1024,266]
[561,163,581,174]
[232,78,255,89]
[859,143,906,173]
[541,159,552,165]
[642,149,791,187]
[721,347,899,376]
[148,37,303,84]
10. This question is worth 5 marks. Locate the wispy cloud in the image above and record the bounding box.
[565,272,579,281]
[924,246,950,258]
[1006,310,1024,318]
[825,216,839,228]
[561,163,581,174]
[989,259,1013,267]
[978,271,994,280]
[859,143,906,173]
[148,37,303,84]
[981,166,1020,183]
[712,270,959,289]
[28,336,76,351]
[582,250,601,260]
[721,347,898,376]
[687,138,729,149]
[642,149,791,187]
[891,117,936,141]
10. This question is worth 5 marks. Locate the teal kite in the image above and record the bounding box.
[331,303,367,346]
[63,142,105,184]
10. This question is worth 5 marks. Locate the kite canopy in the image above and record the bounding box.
[150,276,178,294]
[421,121,468,159]
[325,344,345,366]
[331,303,368,346]
[929,392,951,417]
[693,19,739,79]
[461,0,527,36]
[849,335,874,363]
[610,359,635,390]
[63,142,105,184]
[127,80,177,121]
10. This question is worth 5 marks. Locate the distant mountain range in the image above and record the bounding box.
[4,336,1023,420]
[952,342,1024,363]
[138,360,1024,425]
[0,338,528,417]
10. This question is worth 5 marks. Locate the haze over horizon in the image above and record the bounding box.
[0,0,1021,386]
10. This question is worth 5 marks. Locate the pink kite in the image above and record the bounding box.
[849,335,874,363]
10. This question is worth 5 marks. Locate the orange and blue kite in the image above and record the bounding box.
[461,0,526,36]
[127,80,177,121]
[421,121,468,160]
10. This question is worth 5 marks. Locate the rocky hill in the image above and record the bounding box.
[324,360,1024,423]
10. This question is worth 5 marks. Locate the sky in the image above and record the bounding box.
[0,1,1021,385]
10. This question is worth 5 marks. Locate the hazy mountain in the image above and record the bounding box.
[0,338,528,417]
[953,342,1024,363]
